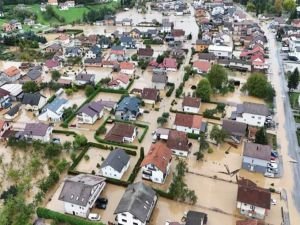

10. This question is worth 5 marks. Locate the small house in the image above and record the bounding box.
[15,122,52,142]
[174,113,205,134]
[141,88,159,105]
[182,97,201,113]
[115,97,141,121]
[75,73,95,86]
[167,130,189,157]
[193,60,211,74]
[22,92,47,111]
[105,123,137,143]
[77,101,104,124]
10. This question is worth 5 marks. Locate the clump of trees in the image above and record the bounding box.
[169,159,197,204]
[22,81,39,93]
[195,133,209,160]
[241,72,275,102]
[210,125,227,145]
[42,5,65,23]
[196,78,212,102]
[287,68,299,91]
[3,32,46,48]
[83,7,116,23]
[157,112,169,126]
[255,127,268,145]
[207,64,228,94]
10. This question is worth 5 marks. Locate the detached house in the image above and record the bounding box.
[167,130,189,157]
[171,29,185,42]
[105,123,137,143]
[115,97,141,121]
[163,58,177,71]
[137,48,154,61]
[186,211,208,225]
[77,101,104,124]
[58,174,106,218]
[38,98,70,122]
[195,40,211,52]
[15,122,52,142]
[237,178,271,219]
[0,120,12,140]
[100,149,130,180]
[174,113,205,134]
[22,92,47,111]
[120,62,135,75]
[232,102,270,127]
[108,73,130,89]
[242,143,272,174]
[65,47,82,58]
[114,182,157,225]
[85,45,101,59]
[141,142,172,184]
[152,73,168,90]
[75,73,95,86]
[222,119,247,144]
[141,88,159,105]
[120,36,136,49]
[193,60,211,74]
[1,66,21,82]
[182,97,201,113]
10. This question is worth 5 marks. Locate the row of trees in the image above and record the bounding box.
[246,0,296,16]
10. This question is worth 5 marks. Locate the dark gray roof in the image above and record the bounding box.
[76,73,95,81]
[22,92,45,106]
[116,97,141,114]
[101,149,130,172]
[237,102,269,116]
[152,74,168,84]
[243,143,272,161]
[90,45,101,55]
[27,68,42,80]
[6,103,21,116]
[222,119,247,137]
[59,174,106,207]
[16,122,50,137]
[114,182,156,223]
[111,45,125,51]
[120,36,134,43]
[186,211,208,225]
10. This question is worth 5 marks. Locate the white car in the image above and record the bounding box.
[264,171,275,178]
[88,213,101,221]
[271,198,277,205]
[267,162,278,169]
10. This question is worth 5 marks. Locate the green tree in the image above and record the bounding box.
[44,143,62,159]
[246,1,256,12]
[283,0,295,11]
[73,134,87,149]
[156,54,164,64]
[207,64,228,91]
[196,133,209,160]
[85,85,95,97]
[288,68,299,91]
[22,81,39,93]
[241,73,275,102]
[274,0,283,14]
[51,70,61,81]
[210,125,227,144]
[255,127,268,145]
[157,116,168,126]
[196,78,212,102]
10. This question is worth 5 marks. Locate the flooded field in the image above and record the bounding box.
[94,92,122,102]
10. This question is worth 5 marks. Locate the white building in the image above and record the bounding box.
[141,142,172,184]
[38,98,70,122]
[114,182,157,225]
[58,174,106,218]
[22,93,47,111]
[174,113,205,134]
[100,149,130,180]
[234,102,270,127]
[182,96,201,113]
[16,123,52,142]
[208,45,233,59]
[77,101,104,124]
[237,179,271,219]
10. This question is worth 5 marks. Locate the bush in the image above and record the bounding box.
[166,83,175,97]
[207,147,213,153]
[84,154,90,161]
[36,208,104,225]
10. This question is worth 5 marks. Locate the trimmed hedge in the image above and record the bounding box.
[105,177,129,187]
[36,207,104,225]
[128,147,144,183]
[187,133,200,140]
[94,136,138,149]
[69,147,89,172]
[126,79,134,90]
[98,87,127,94]
[47,95,56,103]
[53,129,77,136]
[87,142,109,149]
[166,82,175,97]
[154,188,174,200]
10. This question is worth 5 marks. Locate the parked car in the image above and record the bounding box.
[88,213,101,221]
[267,167,278,174]
[267,162,278,169]
[98,197,108,204]
[95,197,108,209]
[264,171,275,178]
[271,151,279,158]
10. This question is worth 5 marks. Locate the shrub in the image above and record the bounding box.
[84,154,90,161]
[207,147,213,154]
[36,208,104,225]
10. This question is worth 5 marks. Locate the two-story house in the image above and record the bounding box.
[58,174,106,218]
[115,97,142,121]
[174,113,205,134]
[141,142,172,184]
[100,148,130,180]
[237,178,271,219]
[22,92,47,111]
[105,123,137,143]
[1,66,21,82]
[233,102,270,127]
[15,122,52,142]
[38,98,70,122]
[77,101,105,124]
[242,143,272,174]
[167,130,189,157]
[114,182,157,225]
[182,97,201,113]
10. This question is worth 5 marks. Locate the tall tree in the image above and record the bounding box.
[196,78,212,102]
[255,127,268,145]
[207,64,228,91]
[274,0,283,14]
[210,125,227,145]
[22,81,39,93]
[288,68,299,91]
[283,0,296,11]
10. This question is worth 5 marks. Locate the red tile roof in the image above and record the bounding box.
[171,29,185,37]
[141,88,159,101]
[193,60,211,73]
[138,48,154,57]
[141,142,172,173]
[163,58,177,69]
[4,66,20,77]
[174,113,203,129]
[167,130,189,152]
[182,97,201,108]
[105,123,136,143]
[236,219,258,225]
[120,62,134,70]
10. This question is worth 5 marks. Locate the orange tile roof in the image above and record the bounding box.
[120,62,134,70]
[141,142,172,173]
[174,113,203,129]
[4,66,20,77]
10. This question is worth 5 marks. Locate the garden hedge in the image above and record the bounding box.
[127,147,144,183]
[94,136,138,150]
[154,188,174,200]
[36,207,104,225]
[53,129,77,136]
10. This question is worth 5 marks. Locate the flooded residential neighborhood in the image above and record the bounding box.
[1,0,300,225]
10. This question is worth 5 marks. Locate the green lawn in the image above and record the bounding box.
[1,1,120,26]
[289,92,300,109]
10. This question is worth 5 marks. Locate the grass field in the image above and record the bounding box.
[289,92,300,109]
[1,1,120,26]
